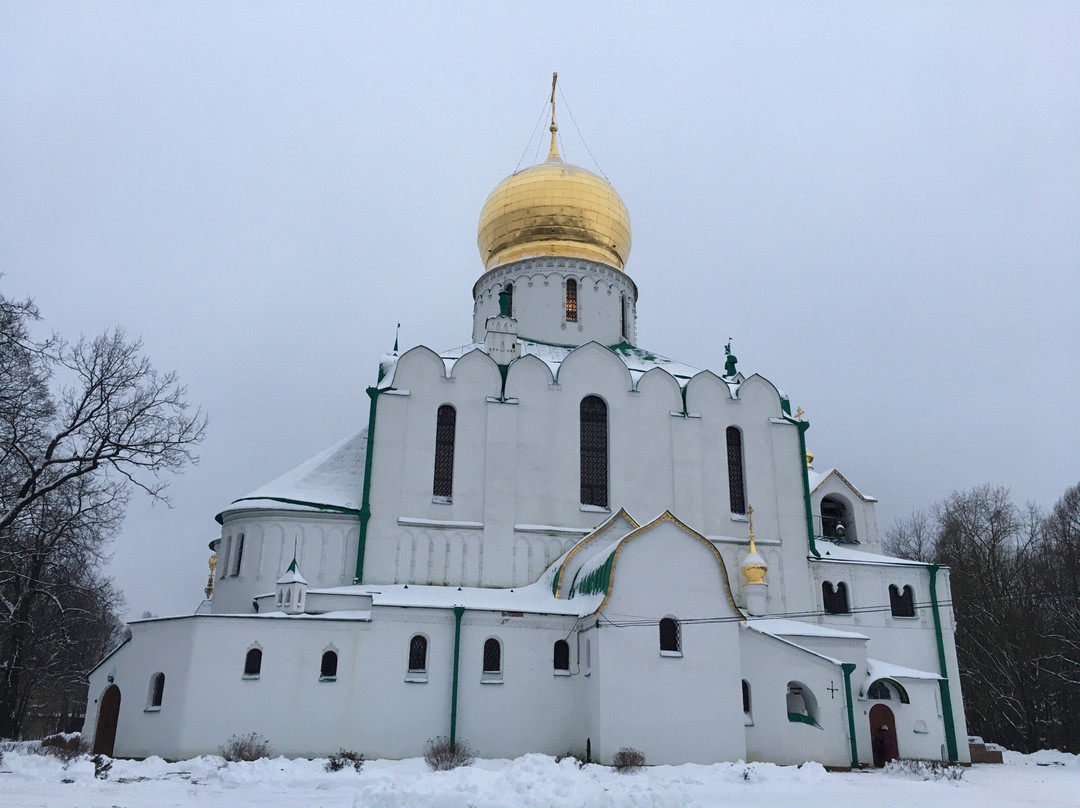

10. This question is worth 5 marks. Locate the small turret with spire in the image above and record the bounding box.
[276,541,309,614]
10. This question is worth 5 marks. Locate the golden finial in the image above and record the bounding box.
[547,71,561,160]
[806,450,814,469]
[795,406,805,422]
[741,503,768,585]
[204,554,217,600]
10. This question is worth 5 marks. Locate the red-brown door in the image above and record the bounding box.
[92,685,121,756]
[869,703,898,767]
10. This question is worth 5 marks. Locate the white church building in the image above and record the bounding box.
[84,96,969,768]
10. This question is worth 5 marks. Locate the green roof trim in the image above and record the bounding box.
[572,551,616,598]
[787,712,822,728]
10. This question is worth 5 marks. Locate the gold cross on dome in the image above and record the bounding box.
[795,406,805,422]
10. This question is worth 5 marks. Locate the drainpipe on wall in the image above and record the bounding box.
[785,415,820,558]
[450,606,464,746]
[354,386,381,583]
[841,662,860,769]
[928,564,960,762]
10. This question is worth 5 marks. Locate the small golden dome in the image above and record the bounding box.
[477,145,632,272]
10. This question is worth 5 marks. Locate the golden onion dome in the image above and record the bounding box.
[477,135,632,272]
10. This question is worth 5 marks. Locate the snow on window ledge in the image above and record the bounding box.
[143,706,161,713]
[405,673,428,683]
[242,674,260,681]
[660,650,683,658]
[744,713,754,727]
[319,676,337,683]
[730,513,749,523]
[481,673,504,684]
[432,495,452,505]
[553,670,571,678]
[579,504,610,514]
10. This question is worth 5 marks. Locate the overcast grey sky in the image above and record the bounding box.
[2,2,1077,617]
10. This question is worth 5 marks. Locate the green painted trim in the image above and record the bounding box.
[450,605,464,745]
[928,564,960,761]
[785,416,820,557]
[354,386,381,583]
[227,497,361,516]
[841,662,860,768]
[574,552,616,597]
[787,712,821,728]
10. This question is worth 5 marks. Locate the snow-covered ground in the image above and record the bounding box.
[1,747,1077,808]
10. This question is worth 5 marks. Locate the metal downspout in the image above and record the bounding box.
[450,605,464,745]
[785,416,820,557]
[354,386,381,583]
[928,564,960,761]
[841,662,860,769]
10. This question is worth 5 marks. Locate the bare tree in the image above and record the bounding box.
[0,290,206,738]
[884,483,1080,753]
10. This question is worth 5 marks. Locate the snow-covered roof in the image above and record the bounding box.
[807,467,878,503]
[745,619,869,641]
[302,580,605,618]
[438,340,722,390]
[812,543,928,567]
[866,657,942,682]
[217,429,367,522]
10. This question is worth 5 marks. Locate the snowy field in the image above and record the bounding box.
[2,747,1077,808]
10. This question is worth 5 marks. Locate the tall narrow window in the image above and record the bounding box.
[147,672,165,708]
[432,405,456,501]
[620,293,627,340]
[580,396,608,508]
[726,426,746,515]
[504,283,513,318]
[408,635,428,673]
[565,278,578,322]
[742,679,752,720]
[243,648,262,678]
[231,533,245,576]
[320,650,338,680]
[659,616,682,655]
[889,584,916,617]
[553,640,570,672]
[219,538,231,578]
[482,637,503,682]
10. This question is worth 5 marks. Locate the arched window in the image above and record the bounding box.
[231,533,245,576]
[726,427,746,515]
[482,637,502,680]
[822,581,850,614]
[868,680,891,700]
[565,278,578,322]
[147,672,165,709]
[284,589,291,606]
[620,293,628,340]
[553,639,570,672]
[243,648,262,678]
[820,496,856,542]
[659,616,682,655]
[408,635,428,673]
[580,396,608,508]
[786,681,819,726]
[219,537,231,578]
[432,405,456,501]
[742,679,752,719]
[504,283,513,318]
[889,584,916,617]
[320,650,338,680]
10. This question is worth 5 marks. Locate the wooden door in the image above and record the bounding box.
[869,703,898,767]
[92,685,121,756]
